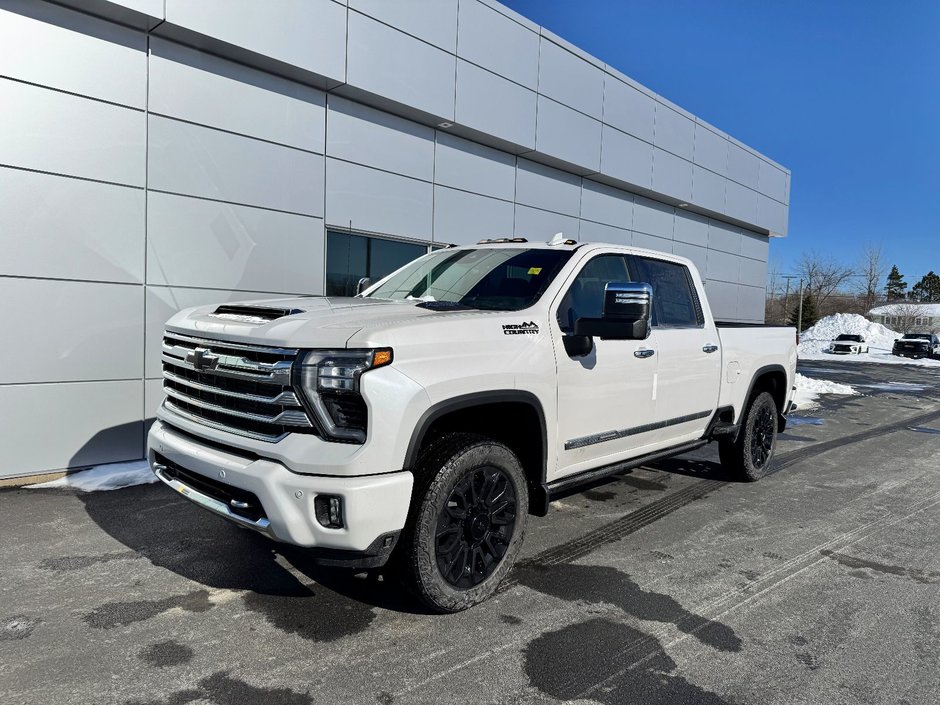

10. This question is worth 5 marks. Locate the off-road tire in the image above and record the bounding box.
[397,432,528,613]
[718,391,779,482]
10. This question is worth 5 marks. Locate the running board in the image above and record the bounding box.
[546,440,708,498]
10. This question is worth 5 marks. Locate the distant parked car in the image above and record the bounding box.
[829,334,869,355]
[892,333,940,359]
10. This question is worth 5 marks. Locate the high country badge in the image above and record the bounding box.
[502,322,539,335]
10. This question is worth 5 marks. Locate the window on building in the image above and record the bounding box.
[325,231,430,296]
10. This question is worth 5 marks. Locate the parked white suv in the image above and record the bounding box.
[148,237,797,611]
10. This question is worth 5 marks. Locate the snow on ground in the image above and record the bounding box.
[792,372,858,410]
[798,313,940,366]
[27,459,156,492]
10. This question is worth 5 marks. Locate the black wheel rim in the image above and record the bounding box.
[750,406,776,469]
[435,466,517,589]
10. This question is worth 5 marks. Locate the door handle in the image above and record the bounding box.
[634,349,655,359]
[703,344,719,354]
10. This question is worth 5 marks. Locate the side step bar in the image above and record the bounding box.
[546,439,708,499]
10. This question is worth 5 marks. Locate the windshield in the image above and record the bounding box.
[836,334,863,342]
[902,334,931,340]
[364,248,574,311]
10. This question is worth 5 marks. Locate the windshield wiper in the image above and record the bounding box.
[414,300,478,311]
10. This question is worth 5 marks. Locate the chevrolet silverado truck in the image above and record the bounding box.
[148,237,797,612]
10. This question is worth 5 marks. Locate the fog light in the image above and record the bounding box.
[315,495,344,529]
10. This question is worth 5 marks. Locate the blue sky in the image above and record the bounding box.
[503,0,940,289]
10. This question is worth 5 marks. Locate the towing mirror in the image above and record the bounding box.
[573,282,653,341]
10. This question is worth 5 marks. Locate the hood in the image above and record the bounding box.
[165,295,482,348]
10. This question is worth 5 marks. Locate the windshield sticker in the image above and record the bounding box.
[503,322,539,335]
[527,267,543,275]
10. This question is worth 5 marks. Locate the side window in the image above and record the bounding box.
[556,255,631,332]
[632,256,703,328]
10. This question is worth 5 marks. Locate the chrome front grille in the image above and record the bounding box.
[161,331,316,442]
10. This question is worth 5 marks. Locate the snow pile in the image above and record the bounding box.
[792,372,858,410]
[27,459,157,492]
[798,313,940,366]
[797,313,899,355]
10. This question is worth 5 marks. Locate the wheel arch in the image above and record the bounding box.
[404,391,550,516]
[740,364,790,426]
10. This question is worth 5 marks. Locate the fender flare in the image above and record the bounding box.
[736,363,790,435]
[403,390,550,514]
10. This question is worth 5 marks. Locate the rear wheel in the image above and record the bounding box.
[718,391,779,482]
[397,433,528,613]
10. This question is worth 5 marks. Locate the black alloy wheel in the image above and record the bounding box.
[749,404,777,470]
[397,432,528,613]
[718,391,779,482]
[435,466,517,588]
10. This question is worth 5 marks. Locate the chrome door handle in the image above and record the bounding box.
[634,349,655,359]
[703,344,719,353]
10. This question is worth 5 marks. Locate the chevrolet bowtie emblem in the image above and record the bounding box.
[186,347,219,371]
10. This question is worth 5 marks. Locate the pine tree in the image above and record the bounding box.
[885,265,908,301]
[910,271,940,303]
[788,295,819,331]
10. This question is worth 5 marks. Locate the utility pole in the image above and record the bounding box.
[797,278,805,333]
[780,275,800,325]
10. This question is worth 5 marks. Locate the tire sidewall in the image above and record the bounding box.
[411,439,528,612]
[740,392,778,481]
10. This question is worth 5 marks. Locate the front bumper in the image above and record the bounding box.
[893,349,929,358]
[148,420,414,562]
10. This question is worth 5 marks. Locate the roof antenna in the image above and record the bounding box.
[547,232,577,246]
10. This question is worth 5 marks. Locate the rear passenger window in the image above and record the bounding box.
[632,257,703,328]
[556,255,632,332]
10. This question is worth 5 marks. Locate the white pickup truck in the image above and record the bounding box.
[148,237,797,611]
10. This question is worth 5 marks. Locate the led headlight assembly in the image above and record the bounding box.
[297,349,392,443]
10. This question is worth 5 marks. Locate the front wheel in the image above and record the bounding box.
[397,433,528,613]
[718,391,779,482]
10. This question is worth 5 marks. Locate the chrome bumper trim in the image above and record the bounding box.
[151,461,275,539]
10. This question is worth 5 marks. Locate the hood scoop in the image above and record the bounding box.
[210,304,305,323]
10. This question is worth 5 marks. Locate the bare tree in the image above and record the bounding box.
[857,243,887,314]
[796,251,855,312]
[880,303,923,334]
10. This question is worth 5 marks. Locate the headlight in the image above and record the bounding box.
[298,349,393,443]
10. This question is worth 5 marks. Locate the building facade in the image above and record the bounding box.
[0,0,790,478]
[870,304,940,333]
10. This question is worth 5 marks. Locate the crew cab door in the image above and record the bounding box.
[630,255,721,442]
[552,254,660,480]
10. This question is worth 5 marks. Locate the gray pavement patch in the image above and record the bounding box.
[507,479,726,585]
[40,550,139,572]
[242,587,376,642]
[820,550,940,584]
[83,589,212,629]
[125,671,312,705]
[582,489,617,501]
[140,639,194,668]
[523,618,733,704]
[1,616,41,641]
[515,563,742,653]
[617,474,669,491]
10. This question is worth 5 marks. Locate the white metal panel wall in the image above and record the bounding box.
[0,0,781,477]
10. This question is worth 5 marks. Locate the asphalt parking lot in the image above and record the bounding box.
[2,359,939,705]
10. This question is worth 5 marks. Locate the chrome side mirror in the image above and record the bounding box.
[574,282,653,341]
